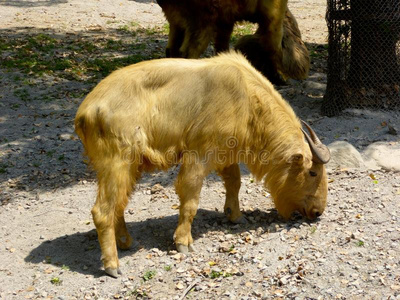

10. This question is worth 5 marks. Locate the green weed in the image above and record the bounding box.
[142,270,156,281]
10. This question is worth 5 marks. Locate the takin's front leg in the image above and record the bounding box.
[174,163,208,253]
[214,22,235,54]
[256,0,288,75]
[219,164,246,224]
[166,22,185,58]
[179,25,213,58]
[92,160,135,278]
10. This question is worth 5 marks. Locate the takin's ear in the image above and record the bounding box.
[288,153,304,165]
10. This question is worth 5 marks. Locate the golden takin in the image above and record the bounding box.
[75,52,330,278]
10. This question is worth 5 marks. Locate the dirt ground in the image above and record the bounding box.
[1,1,400,299]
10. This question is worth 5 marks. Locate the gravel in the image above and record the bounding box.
[1,0,400,299]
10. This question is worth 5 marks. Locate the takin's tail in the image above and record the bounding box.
[281,9,310,80]
[75,105,171,170]
[74,106,109,163]
[74,110,90,149]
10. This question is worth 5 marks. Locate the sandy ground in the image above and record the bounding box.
[1,1,400,299]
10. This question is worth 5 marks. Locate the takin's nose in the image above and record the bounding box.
[308,209,322,220]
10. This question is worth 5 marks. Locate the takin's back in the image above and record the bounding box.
[76,52,282,151]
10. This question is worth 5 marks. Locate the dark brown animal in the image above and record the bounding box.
[157,0,288,74]
[235,9,310,82]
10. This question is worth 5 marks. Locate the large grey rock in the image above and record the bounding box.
[363,142,400,172]
[326,141,365,170]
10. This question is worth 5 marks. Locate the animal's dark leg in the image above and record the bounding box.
[214,23,235,54]
[256,0,288,74]
[166,23,185,57]
[180,26,213,58]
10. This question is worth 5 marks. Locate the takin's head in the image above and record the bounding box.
[268,121,331,220]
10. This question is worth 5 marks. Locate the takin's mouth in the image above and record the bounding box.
[299,208,322,220]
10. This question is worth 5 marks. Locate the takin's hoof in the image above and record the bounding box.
[225,207,247,224]
[230,215,247,224]
[105,267,122,278]
[176,243,196,254]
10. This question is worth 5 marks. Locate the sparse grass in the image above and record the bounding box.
[105,39,124,50]
[161,23,170,35]
[129,287,148,298]
[209,270,232,279]
[14,88,30,101]
[0,164,7,174]
[61,264,70,271]
[0,29,166,85]
[142,270,156,281]
[230,22,257,44]
[164,265,172,271]
[10,103,21,110]
[356,240,365,247]
[309,44,329,59]
[117,25,131,33]
[46,150,56,158]
[50,277,62,285]
[86,55,147,77]
[310,226,317,234]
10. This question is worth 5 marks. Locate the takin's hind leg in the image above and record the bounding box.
[92,159,135,278]
[174,162,208,254]
[114,166,138,250]
[219,164,246,224]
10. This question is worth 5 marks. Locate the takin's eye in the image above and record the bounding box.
[309,171,318,177]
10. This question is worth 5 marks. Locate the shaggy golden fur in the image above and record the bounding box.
[235,9,310,82]
[75,52,328,277]
[157,0,288,73]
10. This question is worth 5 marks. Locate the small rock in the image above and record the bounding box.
[59,133,73,141]
[151,184,163,194]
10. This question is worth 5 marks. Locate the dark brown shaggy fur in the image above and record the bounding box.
[157,0,288,74]
[234,9,310,82]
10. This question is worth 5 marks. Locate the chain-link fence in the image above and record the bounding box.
[322,0,400,116]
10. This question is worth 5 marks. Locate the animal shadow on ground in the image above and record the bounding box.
[0,0,68,7]
[0,26,168,196]
[128,0,154,3]
[25,208,312,277]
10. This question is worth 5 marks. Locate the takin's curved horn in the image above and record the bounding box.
[301,120,331,164]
